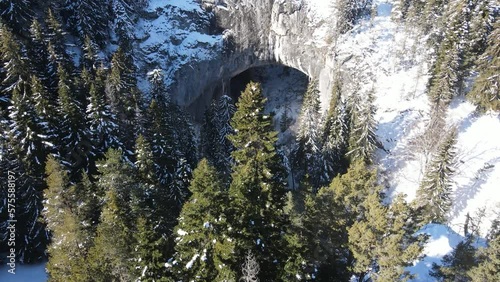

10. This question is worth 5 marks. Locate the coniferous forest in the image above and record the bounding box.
[0,0,499,281]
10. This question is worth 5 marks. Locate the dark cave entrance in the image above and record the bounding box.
[229,65,309,105]
[229,64,309,142]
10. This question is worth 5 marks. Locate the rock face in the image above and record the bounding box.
[165,0,337,117]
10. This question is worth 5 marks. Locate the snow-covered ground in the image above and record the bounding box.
[335,0,499,280]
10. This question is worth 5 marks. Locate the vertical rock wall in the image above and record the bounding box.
[172,0,337,115]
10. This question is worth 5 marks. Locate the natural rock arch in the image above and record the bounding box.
[170,0,336,118]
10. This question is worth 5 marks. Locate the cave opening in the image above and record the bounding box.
[228,65,309,133]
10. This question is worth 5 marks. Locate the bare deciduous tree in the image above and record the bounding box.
[240,250,260,282]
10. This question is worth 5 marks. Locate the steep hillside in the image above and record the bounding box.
[0,0,498,281]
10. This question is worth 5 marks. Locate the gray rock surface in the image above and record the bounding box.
[160,0,337,117]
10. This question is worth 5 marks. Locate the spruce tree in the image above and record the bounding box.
[45,9,72,73]
[87,149,138,282]
[111,0,136,46]
[0,26,29,94]
[431,235,478,281]
[200,95,236,184]
[86,65,123,158]
[132,135,174,281]
[347,87,378,164]
[469,20,500,111]
[293,80,323,188]
[173,159,236,281]
[214,95,236,182]
[44,156,91,281]
[200,101,219,165]
[56,64,93,176]
[349,193,426,281]
[81,35,100,71]
[27,20,52,91]
[416,128,458,224]
[322,75,350,181]
[0,0,33,31]
[305,161,377,280]
[135,133,178,234]
[106,47,137,145]
[227,81,289,280]
[63,0,109,45]
[467,216,500,281]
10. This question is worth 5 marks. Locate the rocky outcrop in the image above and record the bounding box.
[162,0,337,116]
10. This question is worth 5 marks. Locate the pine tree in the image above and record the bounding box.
[200,95,235,184]
[469,20,500,111]
[3,30,50,262]
[133,216,171,282]
[335,0,358,34]
[8,84,47,172]
[135,132,178,235]
[132,135,174,281]
[172,159,236,281]
[416,128,458,224]
[349,193,426,281]
[293,80,323,188]
[467,0,494,64]
[227,81,289,280]
[347,87,378,164]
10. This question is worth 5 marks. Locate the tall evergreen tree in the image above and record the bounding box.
[347,87,378,164]
[56,64,93,176]
[87,149,138,281]
[200,95,235,184]
[86,65,123,158]
[27,20,52,92]
[349,194,426,281]
[304,161,376,281]
[416,128,458,224]
[172,159,236,281]
[214,95,236,181]
[105,47,137,146]
[469,20,500,111]
[227,81,289,280]
[322,75,350,182]
[430,235,478,281]
[111,0,137,47]
[293,80,323,188]
[467,216,500,280]
[0,0,33,31]
[0,26,28,94]
[45,9,72,73]
[63,0,109,45]
[44,156,91,281]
